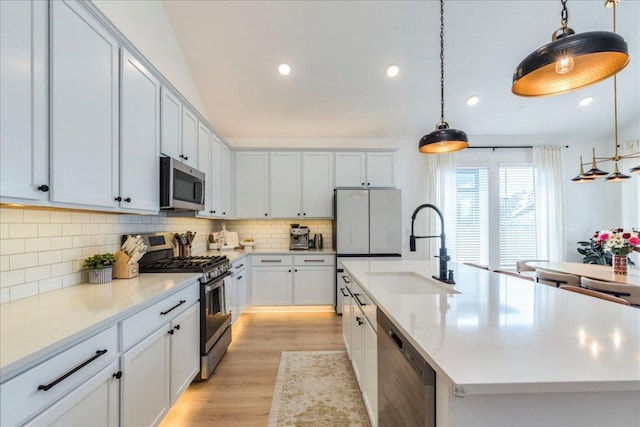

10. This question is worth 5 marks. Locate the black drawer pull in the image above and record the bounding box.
[237,275,243,280]
[353,293,367,306]
[261,260,282,263]
[237,264,244,268]
[341,275,352,284]
[304,259,325,263]
[38,349,108,391]
[340,288,349,297]
[160,299,186,315]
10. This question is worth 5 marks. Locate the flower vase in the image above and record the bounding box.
[613,255,627,276]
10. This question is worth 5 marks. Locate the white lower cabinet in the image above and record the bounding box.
[250,255,334,306]
[121,302,199,426]
[25,360,120,427]
[343,275,378,427]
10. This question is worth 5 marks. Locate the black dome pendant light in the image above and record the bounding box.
[512,0,629,97]
[419,0,468,154]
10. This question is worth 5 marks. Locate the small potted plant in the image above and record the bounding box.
[83,253,116,284]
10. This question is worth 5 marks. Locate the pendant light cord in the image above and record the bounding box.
[439,0,445,123]
[613,1,619,159]
[560,0,569,32]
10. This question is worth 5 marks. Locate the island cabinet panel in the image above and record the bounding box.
[24,360,119,427]
[0,326,118,426]
[0,0,48,201]
[50,0,119,208]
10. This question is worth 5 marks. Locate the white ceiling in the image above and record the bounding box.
[162,0,640,141]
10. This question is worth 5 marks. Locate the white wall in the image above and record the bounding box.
[93,0,207,118]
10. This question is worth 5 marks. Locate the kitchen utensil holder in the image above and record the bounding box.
[113,250,139,279]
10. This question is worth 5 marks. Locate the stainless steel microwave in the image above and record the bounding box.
[160,157,205,211]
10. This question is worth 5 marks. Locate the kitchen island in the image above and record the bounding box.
[342,259,640,427]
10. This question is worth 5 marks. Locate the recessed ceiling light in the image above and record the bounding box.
[278,63,291,76]
[386,64,400,78]
[466,95,479,106]
[579,96,594,107]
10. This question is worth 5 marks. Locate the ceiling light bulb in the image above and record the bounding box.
[555,56,575,74]
[386,64,400,78]
[278,63,291,76]
[466,95,479,106]
[579,96,594,107]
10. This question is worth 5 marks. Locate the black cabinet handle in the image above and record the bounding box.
[288,269,291,273]
[179,154,184,159]
[264,213,268,216]
[297,213,300,216]
[223,212,226,215]
[356,316,363,325]
[303,213,306,216]
[124,197,131,203]
[37,185,49,192]
[341,275,352,284]
[367,182,370,186]
[168,329,174,335]
[113,371,122,380]
[184,156,188,160]
[174,324,181,330]
[237,264,244,268]
[304,259,325,263]
[294,269,298,272]
[160,299,186,315]
[237,275,243,280]
[353,293,367,306]
[361,182,365,186]
[38,349,108,391]
[261,260,282,263]
[340,288,349,297]
[114,196,122,202]
[210,210,214,214]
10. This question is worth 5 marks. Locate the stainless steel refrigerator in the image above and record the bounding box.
[334,188,402,313]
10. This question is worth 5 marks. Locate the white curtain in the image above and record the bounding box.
[532,145,566,261]
[421,153,457,259]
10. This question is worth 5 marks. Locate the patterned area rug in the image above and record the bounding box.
[268,351,371,427]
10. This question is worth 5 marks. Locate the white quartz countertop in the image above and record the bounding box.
[341,259,640,396]
[0,273,200,381]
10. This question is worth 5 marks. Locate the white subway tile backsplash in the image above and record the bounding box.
[63,272,82,288]
[10,281,39,300]
[61,248,82,262]
[0,255,8,272]
[1,224,9,239]
[24,237,51,252]
[0,288,9,304]
[71,212,91,223]
[38,224,62,237]
[23,210,50,223]
[62,224,83,236]
[25,265,51,282]
[90,213,107,224]
[9,253,39,270]
[1,239,24,255]
[51,262,73,277]
[50,237,73,250]
[0,208,24,223]
[1,269,25,287]
[9,224,38,238]
[39,250,62,265]
[73,235,92,248]
[50,211,72,223]
[38,277,63,293]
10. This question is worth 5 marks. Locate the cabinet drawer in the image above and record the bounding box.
[251,255,292,266]
[121,282,199,350]
[0,325,118,427]
[232,257,248,270]
[294,255,334,266]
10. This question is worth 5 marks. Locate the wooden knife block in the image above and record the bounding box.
[114,250,139,279]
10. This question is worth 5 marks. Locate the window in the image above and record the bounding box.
[452,166,537,269]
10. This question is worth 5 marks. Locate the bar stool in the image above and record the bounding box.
[580,277,640,307]
[559,285,630,306]
[534,269,580,288]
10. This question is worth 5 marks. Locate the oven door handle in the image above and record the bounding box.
[204,270,232,292]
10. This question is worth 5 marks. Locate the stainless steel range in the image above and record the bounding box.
[129,232,232,380]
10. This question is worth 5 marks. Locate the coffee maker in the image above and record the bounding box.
[289,224,310,250]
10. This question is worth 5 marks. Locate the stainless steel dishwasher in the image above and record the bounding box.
[377,309,435,427]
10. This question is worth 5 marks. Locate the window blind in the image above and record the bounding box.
[454,167,489,265]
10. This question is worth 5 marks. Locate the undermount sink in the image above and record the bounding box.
[365,272,460,295]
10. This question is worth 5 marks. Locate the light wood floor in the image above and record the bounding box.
[160,312,345,426]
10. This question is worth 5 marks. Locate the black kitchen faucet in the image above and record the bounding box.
[409,203,455,284]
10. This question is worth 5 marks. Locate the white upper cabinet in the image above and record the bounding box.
[235,152,269,218]
[335,152,395,188]
[160,87,181,160]
[209,136,223,216]
[366,152,395,187]
[0,0,48,201]
[197,123,213,216]
[270,152,301,218]
[120,49,160,213]
[50,0,119,208]
[221,144,232,217]
[302,152,334,217]
[181,106,198,168]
